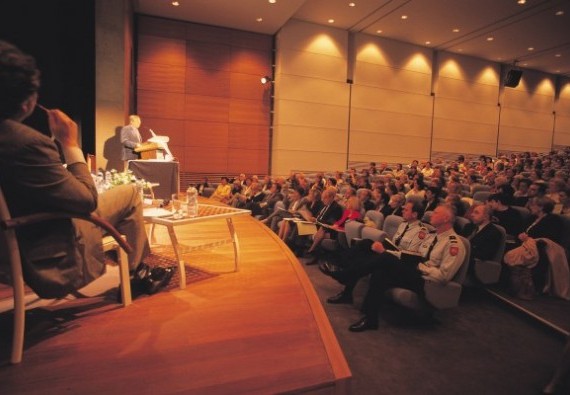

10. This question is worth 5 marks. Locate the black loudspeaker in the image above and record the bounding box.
[504,69,523,88]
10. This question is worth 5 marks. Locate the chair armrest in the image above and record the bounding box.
[473,258,501,284]
[1,212,133,254]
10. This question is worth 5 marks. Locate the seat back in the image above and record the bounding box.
[471,185,491,194]
[472,190,491,203]
[344,220,365,247]
[511,205,531,226]
[405,194,424,206]
[382,215,404,240]
[364,210,384,229]
[454,216,471,236]
[360,226,387,243]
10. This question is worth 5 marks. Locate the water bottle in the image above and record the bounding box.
[186,185,198,217]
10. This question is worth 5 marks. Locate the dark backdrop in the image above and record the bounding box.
[0,0,95,154]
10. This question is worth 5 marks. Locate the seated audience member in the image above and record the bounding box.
[262,187,306,233]
[554,188,570,215]
[320,201,434,304]
[278,188,323,241]
[371,185,390,211]
[348,204,465,331]
[255,182,284,219]
[369,162,378,175]
[520,197,563,245]
[421,161,434,177]
[392,163,405,178]
[210,176,232,202]
[546,178,566,204]
[196,176,210,196]
[357,187,376,212]
[444,193,467,218]
[243,182,265,214]
[405,176,426,200]
[0,40,173,298]
[423,186,441,216]
[512,178,532,207]
[299,187,343,261]
[487,193,524,240]
[380,192,405,218]
[464,203,503,272]
[305,196,361,261]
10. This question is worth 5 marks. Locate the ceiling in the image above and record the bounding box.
[135,0,570,78]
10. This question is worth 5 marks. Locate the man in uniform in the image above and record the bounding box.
[320,200,435,304]
[349,204,466,332]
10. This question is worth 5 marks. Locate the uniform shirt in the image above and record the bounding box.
[388,220,436,260]
[418,228,466,284]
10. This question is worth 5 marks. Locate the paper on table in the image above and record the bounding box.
[143,207,173,218]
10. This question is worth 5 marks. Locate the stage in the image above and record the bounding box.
[0,203,351,394]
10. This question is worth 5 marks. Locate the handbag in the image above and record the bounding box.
[504,238,539,268]
[509,265,536,300]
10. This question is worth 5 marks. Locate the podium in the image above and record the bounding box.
[134,142,163,160]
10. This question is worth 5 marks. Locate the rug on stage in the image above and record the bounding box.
[137,252,218,291]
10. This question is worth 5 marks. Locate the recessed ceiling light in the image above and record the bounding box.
[256,17,263,22]
[556,70,561,73]
[497,57,503,61]
[555,54,562,57]
[328,19,335,23]
[376,29,383,34]
[171,1,180,6]
[555,10,564,16]
[487,37,494,41]
[452,28,460,33]
[517,0,526,4]
[457,48,463,52]
[349,2,356,7]
[527,47,534,51]
[401,15,408,20]
[523,63,528,66]
[268,0,277,3]
[425,41,431,45]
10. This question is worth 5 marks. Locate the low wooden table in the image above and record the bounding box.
[143,204,251,289]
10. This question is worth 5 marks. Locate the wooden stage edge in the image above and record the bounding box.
[0,202,352,395]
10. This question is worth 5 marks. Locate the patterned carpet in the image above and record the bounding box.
[138,252,218,291]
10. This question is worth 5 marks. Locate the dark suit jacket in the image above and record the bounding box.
[316,200,343,225]
[0,119,104,298]
[526,213,563,245]
[469,222,503,262]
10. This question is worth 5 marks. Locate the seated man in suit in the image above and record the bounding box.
[464,203,503,275]
[0,40,171,299]
[349,204,465,332]
[320,200,434,304]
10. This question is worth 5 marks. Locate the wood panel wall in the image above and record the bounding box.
[136,16,272,179]
[555,80,570,147]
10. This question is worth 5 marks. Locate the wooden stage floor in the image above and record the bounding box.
[0,208,351,394]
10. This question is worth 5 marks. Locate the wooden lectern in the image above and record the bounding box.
[134,142,162,159]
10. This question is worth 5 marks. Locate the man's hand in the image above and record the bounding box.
[417,263,429,274]
[371,241,385,254]
[46,109,78,147]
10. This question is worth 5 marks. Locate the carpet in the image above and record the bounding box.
[138,252,218,291]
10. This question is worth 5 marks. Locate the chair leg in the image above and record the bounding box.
[117,245,132,307]
[11,262,26,364]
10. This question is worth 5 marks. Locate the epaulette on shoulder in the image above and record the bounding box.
[449,234,458,242]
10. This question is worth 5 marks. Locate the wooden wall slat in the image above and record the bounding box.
[186,68,231,96]
[138,62,186,93]
[138,90,186,119]
[185,120,229,147]
[229,124,270,149]
[138,35,186,66]
[185,95,231,122]
[186,41,231,71]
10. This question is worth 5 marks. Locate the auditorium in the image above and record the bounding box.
[1,1,570,394]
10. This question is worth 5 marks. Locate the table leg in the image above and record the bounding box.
[165,224,186,289]
[226,217,240,272]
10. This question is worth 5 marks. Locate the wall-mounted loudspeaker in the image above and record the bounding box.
[504,69,523,88]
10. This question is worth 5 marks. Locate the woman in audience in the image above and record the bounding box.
[262,187,306,233]
[306,195,362,255]
[371,185,389,211]
[210,176,232,203]
[278,188,323,240]
[519,197,563,245]
[423,186,441,215]
[405,176,426,200]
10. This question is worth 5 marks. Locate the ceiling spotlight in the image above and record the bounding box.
[328,19,335,23]
[555,54,562,57]
[486,36,494,41]
[376,29,383,34]
[401,15,408,20]
[517,0,526,4]
[268,0,277,3]
[349,2,356,7]
[425,41,431,45]
[527,47,534,51]
[261,76,271,84]
[256,17,263,22]
[171,1,180,6]
[452,28,460,33]
[555,10,564,16]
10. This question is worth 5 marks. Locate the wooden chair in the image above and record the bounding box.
[0,185,133,364]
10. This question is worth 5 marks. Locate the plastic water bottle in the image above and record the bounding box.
[186,186,198,217]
